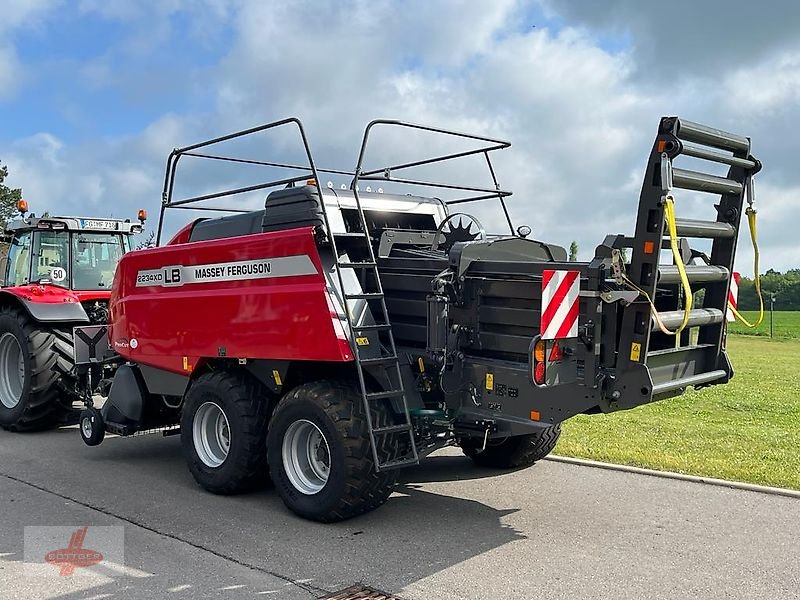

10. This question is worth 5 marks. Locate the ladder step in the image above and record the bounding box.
[338,261,377,269]
[673,218,735,239]
[366,389,405,401]
[373,423,412,435]
[672,167,743,195]
[354,323,391,331]
[658,264,728,285]
[346,292,383,300]
[360,355,398,366]
[334,232,370,239]
[378,456,420,471]
[680,144,756,170]
[652,369,727,396]
[651,308,724,331]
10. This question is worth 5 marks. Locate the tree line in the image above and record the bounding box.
[738,270,800,310]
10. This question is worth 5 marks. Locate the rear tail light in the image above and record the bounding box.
[533,361,546,385]
[533,338,546,385]
[532,339,566,386]
[549,341,563,362]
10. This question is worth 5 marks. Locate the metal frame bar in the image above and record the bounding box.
[351,119,514,232]
[156,118,326,245]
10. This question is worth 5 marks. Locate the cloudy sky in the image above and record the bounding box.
[1,0,798,270]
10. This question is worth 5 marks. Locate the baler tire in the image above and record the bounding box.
[181,370,270,495]
[267,380,398,523]
[0,307,77,432]
[462,424,561,469]
[79,406,105,446]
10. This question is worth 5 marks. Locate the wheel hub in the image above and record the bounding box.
[193,401,231,468]
[81,415,93,438]
[282,419,331,495]
[0,333,24,410]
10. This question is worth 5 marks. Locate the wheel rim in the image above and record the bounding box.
[193,402,231,468]
[282,419,331,495]
[0,333,25,409]
[81,415,93,438]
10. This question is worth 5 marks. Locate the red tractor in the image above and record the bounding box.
[0,202,144,431]
[74,117,760,522]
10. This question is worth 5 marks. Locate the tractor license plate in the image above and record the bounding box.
[80,219,117,230]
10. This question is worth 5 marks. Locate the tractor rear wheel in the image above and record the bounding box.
[181,370,270,495]
[0,307,76,432]
[461,424,562,469]
[267,380,398,522]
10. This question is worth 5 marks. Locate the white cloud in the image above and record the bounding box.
[0,0,61,33]
[0,45,22,101]
[4,0,800,271]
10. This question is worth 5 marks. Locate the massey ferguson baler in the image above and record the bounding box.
[74,117,761,522]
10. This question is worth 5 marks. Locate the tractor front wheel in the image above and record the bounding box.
[0,307,76,432]
[461,424,562,469]
[267,380,398,522]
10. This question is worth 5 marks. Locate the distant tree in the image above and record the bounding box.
[0,162,22,228]
[136,230,156,249]
[568,240,578,262]
[738,270,800,311]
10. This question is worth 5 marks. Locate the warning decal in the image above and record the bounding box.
[726,271,740,322]
[136,255,317,288]
[541,269,581,340]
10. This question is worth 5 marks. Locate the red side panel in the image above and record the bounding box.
[109,227,352,375]
[1,285,110,304]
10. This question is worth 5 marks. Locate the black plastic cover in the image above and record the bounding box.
[188,210,266,242]
[261,186,325,233]
[102,364,146,430]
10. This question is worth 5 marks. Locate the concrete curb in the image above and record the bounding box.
[544,454,800,499]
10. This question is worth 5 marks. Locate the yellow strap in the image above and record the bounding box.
[662,197,693,335]
[727,207,764,327]
[619,196,692,337]
[622,194,763,335]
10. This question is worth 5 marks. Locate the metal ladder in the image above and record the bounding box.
[615,117,761,399]
[328,196,419,472]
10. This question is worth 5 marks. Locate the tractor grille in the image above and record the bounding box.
[81,300,109,325]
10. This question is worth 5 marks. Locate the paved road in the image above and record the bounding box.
[0,426,798,599]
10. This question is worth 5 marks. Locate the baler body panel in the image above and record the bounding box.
[109,226,351,375]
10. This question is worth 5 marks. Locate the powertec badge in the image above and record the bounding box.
[135,255,317,288]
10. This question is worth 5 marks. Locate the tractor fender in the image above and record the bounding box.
[0,290,89,323]
[102,364,147,431]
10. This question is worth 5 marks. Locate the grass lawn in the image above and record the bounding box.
[728,310,800,338]
[556,335,800,490]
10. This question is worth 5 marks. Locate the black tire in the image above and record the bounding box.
[0,307,77,432]
[181,370,270,495]
[461,424,562,469]
[79,407,105,446]
[267,380,398,523]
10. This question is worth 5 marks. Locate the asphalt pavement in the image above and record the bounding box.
[0,425,798,599]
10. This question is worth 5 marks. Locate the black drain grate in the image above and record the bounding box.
[320,584,402,600]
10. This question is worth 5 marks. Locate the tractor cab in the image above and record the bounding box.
[2,203,145,295]
[0,201,147,432]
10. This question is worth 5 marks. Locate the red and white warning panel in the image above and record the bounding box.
[727,271,740,322]
[541,269,580,340]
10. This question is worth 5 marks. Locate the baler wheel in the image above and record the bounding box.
[181,370,270,495]
[267,380,398,522]
[461,424,562,469]
[79,406,105,446]
[0,307,76,432]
